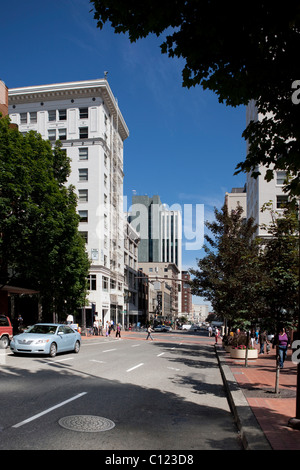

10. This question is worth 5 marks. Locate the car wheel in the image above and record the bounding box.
[49,342,57,358]
[0,337,9,349]
[74,340,80,354]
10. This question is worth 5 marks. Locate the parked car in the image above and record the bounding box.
[10,323,81,357]
[190,324,201,331]
[0,315,13,349]
[181,324,191,330]
[153,325,172,332]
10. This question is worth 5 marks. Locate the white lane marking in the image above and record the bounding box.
[167,366,181,371]
[102,349,117,353]
[90,359,106,364]
[12,392,87,428]
[131,344,140,347]
[126,363,144,372]
[157,352,165,357]
[47,357,74,365]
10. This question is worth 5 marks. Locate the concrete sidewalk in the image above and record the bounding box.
[216,342,300,450]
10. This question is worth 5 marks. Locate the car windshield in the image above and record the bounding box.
[27,325,57,335]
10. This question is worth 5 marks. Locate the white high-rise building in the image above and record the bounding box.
[246,100,288,238]
[8,79,129,327]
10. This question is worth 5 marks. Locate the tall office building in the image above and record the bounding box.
[129,194,182,316]
[9,79,129,327]
[246,101,288,238]
[130,195,182,268]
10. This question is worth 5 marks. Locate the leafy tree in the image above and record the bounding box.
[90,1,300,194]
[189,205,264,329]
[0,116,90,321]
[259,203,299,330]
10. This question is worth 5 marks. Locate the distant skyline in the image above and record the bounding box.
[2,0,247,307]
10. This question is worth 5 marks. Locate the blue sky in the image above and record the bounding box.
[2,0,247,306]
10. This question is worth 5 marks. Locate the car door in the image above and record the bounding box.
[56,325,73,352]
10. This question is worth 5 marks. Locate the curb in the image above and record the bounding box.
[215,344,272,450]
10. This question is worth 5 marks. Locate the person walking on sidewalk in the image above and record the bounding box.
[146,325,154,341]
[273,327,290,368]
[215,327,220,343]
[259,330,268,354]
[116,323,121,339]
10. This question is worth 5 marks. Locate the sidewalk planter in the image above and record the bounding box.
[230,348,258,359]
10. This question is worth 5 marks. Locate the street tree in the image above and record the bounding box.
[259,203,299,329]
[189,205,264,329]
[0,116,90,321]
[90,1,300,195]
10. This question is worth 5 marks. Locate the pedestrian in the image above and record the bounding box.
[259,330,267,354]
[208,326,212,337]
[66,314,74,325]
[250,329,256,349]
[273,327,290,368]
[17,314,23,332]
[99,319,103,336]
[215,327,219,343]
[146,325,154,341]
[116,323,121,338]
[93,319,99,336]
[255,329,259,344]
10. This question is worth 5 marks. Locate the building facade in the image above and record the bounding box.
[129,194,182,314]
[138,262,180,324]
[181,271,192,315]
[225,186,247,216]
[246,100,288,238]
[9,79,129,327]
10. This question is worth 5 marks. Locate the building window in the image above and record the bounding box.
[102,276,108,291]
[20,113,27,124]
[79,210,88,222]
[58,128,67,140]
[276,195,288,209]
[79,231,88,243]
[59,109,67,120]
[30,112,37,123]
[79,168,88,181]
[87,274,97,290]
[79,147,88,160]
[48,129,56,141]
[79,108,88,119]
[79,127,88,139]
[78,189,88,202]
[110,279,116,290]
[276,171,287,185]
[48,110,56,121]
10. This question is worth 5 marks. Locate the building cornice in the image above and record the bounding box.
[8,79,129,141]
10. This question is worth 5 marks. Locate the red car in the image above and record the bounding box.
[0,315,13,349]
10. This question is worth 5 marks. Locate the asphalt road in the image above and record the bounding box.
[0,330,242,452]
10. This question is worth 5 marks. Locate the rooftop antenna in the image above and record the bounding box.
[104,71,108,79]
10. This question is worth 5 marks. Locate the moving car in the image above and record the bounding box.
[190,324,201,331]
[153,325,172,332]
[10,323,81,357]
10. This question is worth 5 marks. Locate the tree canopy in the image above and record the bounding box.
[90,0,300,194]
[189,205,264,328]
[0,117,90,320]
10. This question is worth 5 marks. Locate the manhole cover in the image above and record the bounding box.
[58,415,115,432]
